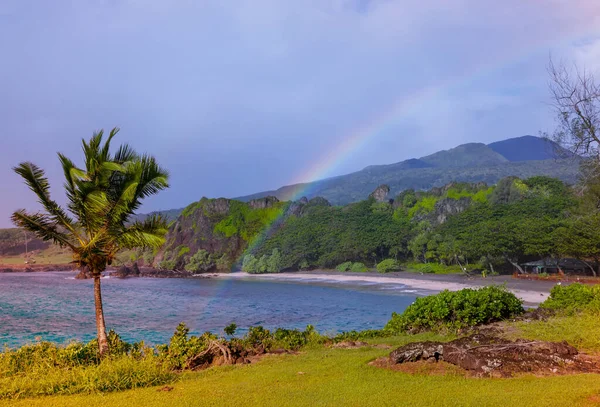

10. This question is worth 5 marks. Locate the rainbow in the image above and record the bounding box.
[238,25,598,262]
[194,24,597,328]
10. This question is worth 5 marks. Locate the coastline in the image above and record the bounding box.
[216,270,556,305]
[0,264,557,305]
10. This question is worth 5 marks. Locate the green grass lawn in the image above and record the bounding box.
[3,330,600,407]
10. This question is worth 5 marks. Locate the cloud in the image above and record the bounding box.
[0,0,599,226]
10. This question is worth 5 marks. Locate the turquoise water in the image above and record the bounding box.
[0,272,419,347]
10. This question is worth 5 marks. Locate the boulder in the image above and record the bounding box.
[249,196,279,209]
[369,184,391,203]
[389,341,444,363]
[75,266,93,279]
[389,334,585,376]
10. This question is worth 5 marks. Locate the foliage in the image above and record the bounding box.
[540,283,600,311]
[157,259,176,271]
[242,254,258,273]
[156,323,215,370]
[214,200,285,242]
[336,261,353,272]
[184,249,215,273]
[0,333,172,400]
[408,196,437,218]
[259,198,411,270]
[251,176,581,274]
[242,249,283,274]
[10,129,169,356]
[406,262,466,274]
[223,323,237,337]
[176,245,190,257]
[376,259,401,273]
[349,262,368,272]
[385,286,524,333]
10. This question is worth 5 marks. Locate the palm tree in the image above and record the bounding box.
[11,128,169,356]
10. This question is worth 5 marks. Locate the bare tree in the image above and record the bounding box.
[548,58,600,159]
[547,58,600,206]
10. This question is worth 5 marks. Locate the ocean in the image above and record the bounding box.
[0,271,420,347]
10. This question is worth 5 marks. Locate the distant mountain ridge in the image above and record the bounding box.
[133,136,579,222]
[234,136,579,205]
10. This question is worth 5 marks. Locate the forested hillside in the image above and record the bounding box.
[251,176,587,274]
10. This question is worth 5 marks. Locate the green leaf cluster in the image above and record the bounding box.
[385,286,524,333]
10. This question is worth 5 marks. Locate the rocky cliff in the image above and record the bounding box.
[154,195,331,272]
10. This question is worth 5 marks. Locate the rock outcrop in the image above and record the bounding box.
[75,266,93,279]
[388,334,595,377]
[112,263,142,278]
[369,184,391,203]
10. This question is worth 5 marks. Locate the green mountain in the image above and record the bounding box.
[235,136,579,205]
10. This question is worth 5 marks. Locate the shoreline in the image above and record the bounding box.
[216,270,555,305]
[0,265,557,305]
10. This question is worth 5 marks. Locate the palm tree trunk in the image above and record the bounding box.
[93,274,109,356]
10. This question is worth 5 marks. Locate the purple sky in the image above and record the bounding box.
[1,1,599,227]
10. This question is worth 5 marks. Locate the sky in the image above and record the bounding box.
[1,0,600,227]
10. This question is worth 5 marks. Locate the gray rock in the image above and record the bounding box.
[369,184,391,202]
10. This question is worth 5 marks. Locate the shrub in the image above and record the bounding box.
[336,261,353,272]
[224,323,237,337]
[156,323,216,370]
[257,255,269,273]
[267,249,283,273]
[0,333,171,400]
[184,249,215,273]
[541,283,600,311]
[242,254,258,273]
[377,259,401,273]
[407,262,465,274]
[385,286,524,333]
[350,262,368,272]
[157,260,176,271]
[243,250,282,274]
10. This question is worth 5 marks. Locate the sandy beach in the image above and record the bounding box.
[218,270,557,305]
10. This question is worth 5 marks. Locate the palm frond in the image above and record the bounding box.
[117,215,169,249]
[11,210,75,249]
[113,143,138,164]
[13,162,78,235]
[100,127,120,162]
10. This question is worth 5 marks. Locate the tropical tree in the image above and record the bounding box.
[11,128,169,356]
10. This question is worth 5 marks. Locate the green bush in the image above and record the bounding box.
[541,283,600,311]
[407,262,465,274]
[350,262,368,272]
[184,249,215,273]
[156,323,216,370]
[157,259,176,270]
[336,261,353,272]
[0,332,172,400]
[0,354,174,400]
[242,254,258,273]
[242,249,283,274]
[272,325,324,350]
[376,259,401,273]
[385,286,524,333]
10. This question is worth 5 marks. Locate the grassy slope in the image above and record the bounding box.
[0,245,71,265]
[4,327,600,407]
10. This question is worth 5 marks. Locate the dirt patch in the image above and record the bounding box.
[370,357,466,376]
[387,334,600,377]
[331,341,370,349]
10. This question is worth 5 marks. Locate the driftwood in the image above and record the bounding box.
[186,340,235,369]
